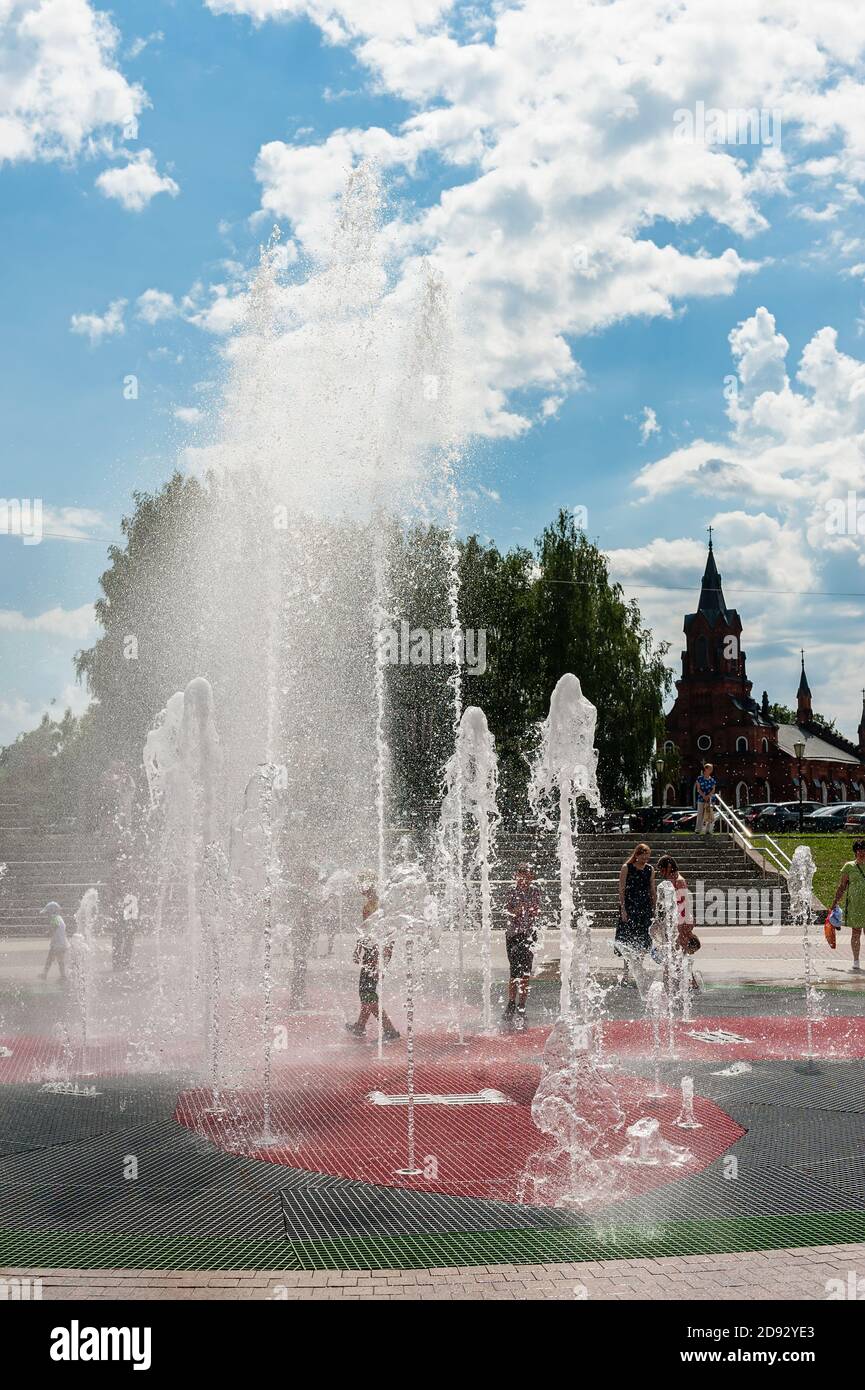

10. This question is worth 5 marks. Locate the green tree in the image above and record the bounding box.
[526,509,671,807]
[767,702,837,734]
[74,472,214,772]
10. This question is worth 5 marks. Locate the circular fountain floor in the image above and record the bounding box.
[172,1020,746,1209]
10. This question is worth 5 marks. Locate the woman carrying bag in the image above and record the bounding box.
[830,839,865,973]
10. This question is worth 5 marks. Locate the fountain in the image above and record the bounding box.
[439,707,500,1033]
[674,1076,702,1130]
[34,164,674,1232]
[656,877,679,1057]
[646,979,666,1099]
[519,1017,625,1207]
[789,844,821,1073]
[529,674,602,1020]
[618,1117,691,1168]
[378,846,436,1177]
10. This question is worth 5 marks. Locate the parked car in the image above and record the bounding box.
[630,805,690,832]
[661,808,697,830]
[582,809,629,833]
[844,807,865,832]
[742,802,773,828]
[671,810,698,832]
[750,801,821,831]
[806,803,865,833]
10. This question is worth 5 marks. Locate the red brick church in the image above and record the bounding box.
[663,538,865,809]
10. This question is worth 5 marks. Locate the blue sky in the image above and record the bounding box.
[2,0,865,744]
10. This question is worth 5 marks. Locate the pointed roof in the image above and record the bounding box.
[797,650,811,699]
[684,535,738,631]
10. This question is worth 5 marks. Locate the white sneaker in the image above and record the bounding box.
[852,962,862,973]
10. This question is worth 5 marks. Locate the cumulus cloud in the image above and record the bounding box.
[204,0,454,43]
[40,506,110,541]
[95,148,179,211]
[637,307,865,537]
[136,288,177,324]
[173,406,203,425]
[0,681,92,747]
[0,603,96,638]
[200,0,865,438]
[69,298,126,345]
[639,406,660,444]
[0,0,145,165]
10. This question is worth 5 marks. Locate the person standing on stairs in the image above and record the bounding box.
[696,762,717,833]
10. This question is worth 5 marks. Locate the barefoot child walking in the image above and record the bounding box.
[40,901,68,983]
[345,879,400,1041]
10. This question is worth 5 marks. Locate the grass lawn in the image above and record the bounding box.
[751,832,859,907]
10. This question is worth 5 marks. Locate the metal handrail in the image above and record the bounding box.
[713,794,792,878]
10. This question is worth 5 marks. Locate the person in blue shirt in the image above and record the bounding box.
[696,763,717,833]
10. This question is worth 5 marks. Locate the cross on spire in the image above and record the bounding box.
[707,524,713,549]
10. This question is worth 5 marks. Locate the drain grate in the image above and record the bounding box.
[367,1088,514,1107]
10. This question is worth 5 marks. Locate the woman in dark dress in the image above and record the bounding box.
[615,842,656,986]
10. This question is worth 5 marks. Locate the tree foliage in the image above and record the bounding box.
[5,486,671,821]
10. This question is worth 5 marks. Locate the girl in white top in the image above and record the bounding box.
[655,855,697,993]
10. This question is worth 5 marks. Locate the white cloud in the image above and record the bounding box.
[95,148,179,211]
[0,0,145,165]
[182,281,249,335]
[639,406,660,444]
[637,308,865,531]
[204,1,454,43]
[126,30,163,60]
[136,288,177,324]
[41,506,109,541]
[0,603,96,638]
[69,298,126,345]
[174,406,203,425]
[219,0,865,439]
[0,681,92,747]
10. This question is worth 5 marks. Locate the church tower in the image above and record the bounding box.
[665,534,758,796]
[797,652,812,726]
[678,536,749,695]
[858,690,865,756]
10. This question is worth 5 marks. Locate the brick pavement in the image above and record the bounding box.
[4,1243,864,1300]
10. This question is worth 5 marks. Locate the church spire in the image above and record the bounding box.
[797,650,812,724]
[858,689,865,755]
[697,530,729,623]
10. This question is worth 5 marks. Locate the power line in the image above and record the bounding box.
[539,577,865,600]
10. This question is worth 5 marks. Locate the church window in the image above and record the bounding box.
[697,734,712,752]
[736,737,748,753]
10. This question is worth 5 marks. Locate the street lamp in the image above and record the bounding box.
[794,739,806,832]
[655,756,664,806]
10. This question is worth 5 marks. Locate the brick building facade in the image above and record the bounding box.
[663,540,865,809]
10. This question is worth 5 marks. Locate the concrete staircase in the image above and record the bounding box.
[0,797,794,937]
[477,828,794,930]
[0,800,109,937]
